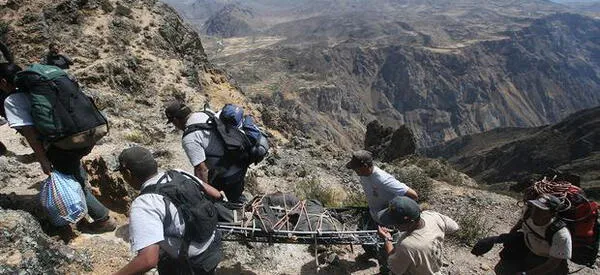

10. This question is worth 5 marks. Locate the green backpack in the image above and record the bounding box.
[15,64,108,149]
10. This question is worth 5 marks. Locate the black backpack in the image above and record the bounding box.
[140,170,218,257]
[183,111,253,167]
[14,64,108,149]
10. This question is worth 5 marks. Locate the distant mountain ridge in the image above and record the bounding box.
[164,1,600,150]
[220,13,600,148]
[424,106,600,191]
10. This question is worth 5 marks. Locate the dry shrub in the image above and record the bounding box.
[451,209,492,246]
[294,176,348,208]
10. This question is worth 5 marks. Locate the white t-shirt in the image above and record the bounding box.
[128,170,215,258]
[360,166,409,223]
[181,112,243,178]
[388,211,460,275]
[522,217,572,259]
[3,92,33,128]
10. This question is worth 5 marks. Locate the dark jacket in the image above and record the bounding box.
[43,54,73,69]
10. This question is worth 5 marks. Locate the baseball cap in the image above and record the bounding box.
[345,150,373,169]
[377,196,421,226]
[528,194,562,211]
[116,146,157,177]
[164,101,191,124]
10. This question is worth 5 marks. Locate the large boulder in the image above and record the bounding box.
[0,209,91,273]
[84,156,136,214]
[365,120,416,162]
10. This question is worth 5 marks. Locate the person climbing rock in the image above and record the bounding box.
[41,42,74,69]
[0,62,115,233]
[114,146,223,275]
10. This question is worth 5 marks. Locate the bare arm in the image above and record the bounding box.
[405,188,419,201]
[194,162,210,184]
[378,226,395,255]
[19,126,51,175]
[199,178,222,200]
[113,244,160,275]
[193,162,222,200]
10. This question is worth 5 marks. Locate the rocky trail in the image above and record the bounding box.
[3,123,598,274]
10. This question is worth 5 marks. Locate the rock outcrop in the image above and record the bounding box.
[84,157,135,214]
[365,120,416,162]
[203,4,254,38]
[0,209,91,274]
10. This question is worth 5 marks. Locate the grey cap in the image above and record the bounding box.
[164,101,191,124]
[345,150,373,169]
[528,194,562,211]
[116,146,157,176]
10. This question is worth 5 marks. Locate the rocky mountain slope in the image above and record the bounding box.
[425,106,600,197]
[221,13,600,148]
[0,0,246,273]
[166,1,600,149]
[202,4,255,38]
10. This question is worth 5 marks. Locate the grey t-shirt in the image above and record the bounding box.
[360,166,409,223]
[182,112,243,178]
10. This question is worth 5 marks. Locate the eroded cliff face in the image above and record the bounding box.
[221,13,600,148]
[425,106,600,193]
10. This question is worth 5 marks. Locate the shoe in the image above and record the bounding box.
[79,216,117,234]
[0,142,6,157]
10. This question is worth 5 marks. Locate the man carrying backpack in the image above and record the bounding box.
[114,146,223,275]
[165,101,263,203]
[472,194,572,275]
[41,42,74,70]
[0,62,115,232]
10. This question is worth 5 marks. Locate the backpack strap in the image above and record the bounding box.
[544,219,567,245]
[139,175,166,195]
[182,110,217,137]
[182,123,213,138]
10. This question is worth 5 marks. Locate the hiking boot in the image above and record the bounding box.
[0,142,6,157]
[79,216,117,234]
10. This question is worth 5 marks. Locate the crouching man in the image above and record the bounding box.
[492,194,571,275]
[377,196,459,275]
[114,146,223,275]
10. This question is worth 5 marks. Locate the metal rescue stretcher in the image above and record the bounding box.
[216,195,385,246]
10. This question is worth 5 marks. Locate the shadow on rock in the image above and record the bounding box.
[299,251,378,275]
[0,192,79,243]
[115,223,130,243]
[84,156,136,214]
[217,262,259,274]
